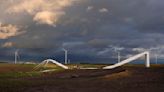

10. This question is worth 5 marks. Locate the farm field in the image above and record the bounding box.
[0,64,164,92]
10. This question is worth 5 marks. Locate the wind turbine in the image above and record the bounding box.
[155,53,158,64]
[113,47,122,63]
[149,47,159,64]
[62,48,68,64]
[117,51,121,63]
[68,59,71,64]
[154,48,160,64]
[14,50,19,64]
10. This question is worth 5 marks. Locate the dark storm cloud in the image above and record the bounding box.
[1,0,164,61]
[60,0,164,47]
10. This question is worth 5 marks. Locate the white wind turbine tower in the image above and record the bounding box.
[155,53,158,64]
[113,46,123,63]
[149,47,159,64]
[154,48,160,64]
[62,48,68,64]
[117,51,121,63]
[116,50,121,63]
[14,50,19,64]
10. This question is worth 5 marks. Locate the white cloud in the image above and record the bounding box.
[99,8,109,13]
[62,42,85,47]
[0,23,24,39]
[97,48,110,55]
[87,6,93,11]
[33,11,65,27]
[7,0,80,26]
[132,47,159,52]
[109,45,124,51]
[132,48,146,52]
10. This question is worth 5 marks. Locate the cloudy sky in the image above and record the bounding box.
[0,0,164,63]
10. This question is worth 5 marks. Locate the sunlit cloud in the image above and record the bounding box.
[33,11,65,27]
[99,8,109,13]
[0,23,24,39]
[7,0,81,26]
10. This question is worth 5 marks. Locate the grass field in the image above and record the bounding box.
[0,63,164,92]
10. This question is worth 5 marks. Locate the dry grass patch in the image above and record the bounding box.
[103,70,132,80]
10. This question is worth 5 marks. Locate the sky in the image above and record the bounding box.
[0,0,164,63]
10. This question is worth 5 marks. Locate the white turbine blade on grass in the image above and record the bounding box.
[34,60,47,70]
[34,59,69,70]
[44,60,49,67]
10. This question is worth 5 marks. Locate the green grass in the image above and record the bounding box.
[0,63,164,79]
[0,72,41,79]
[0,63,164,92]
[0,64,41,79]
